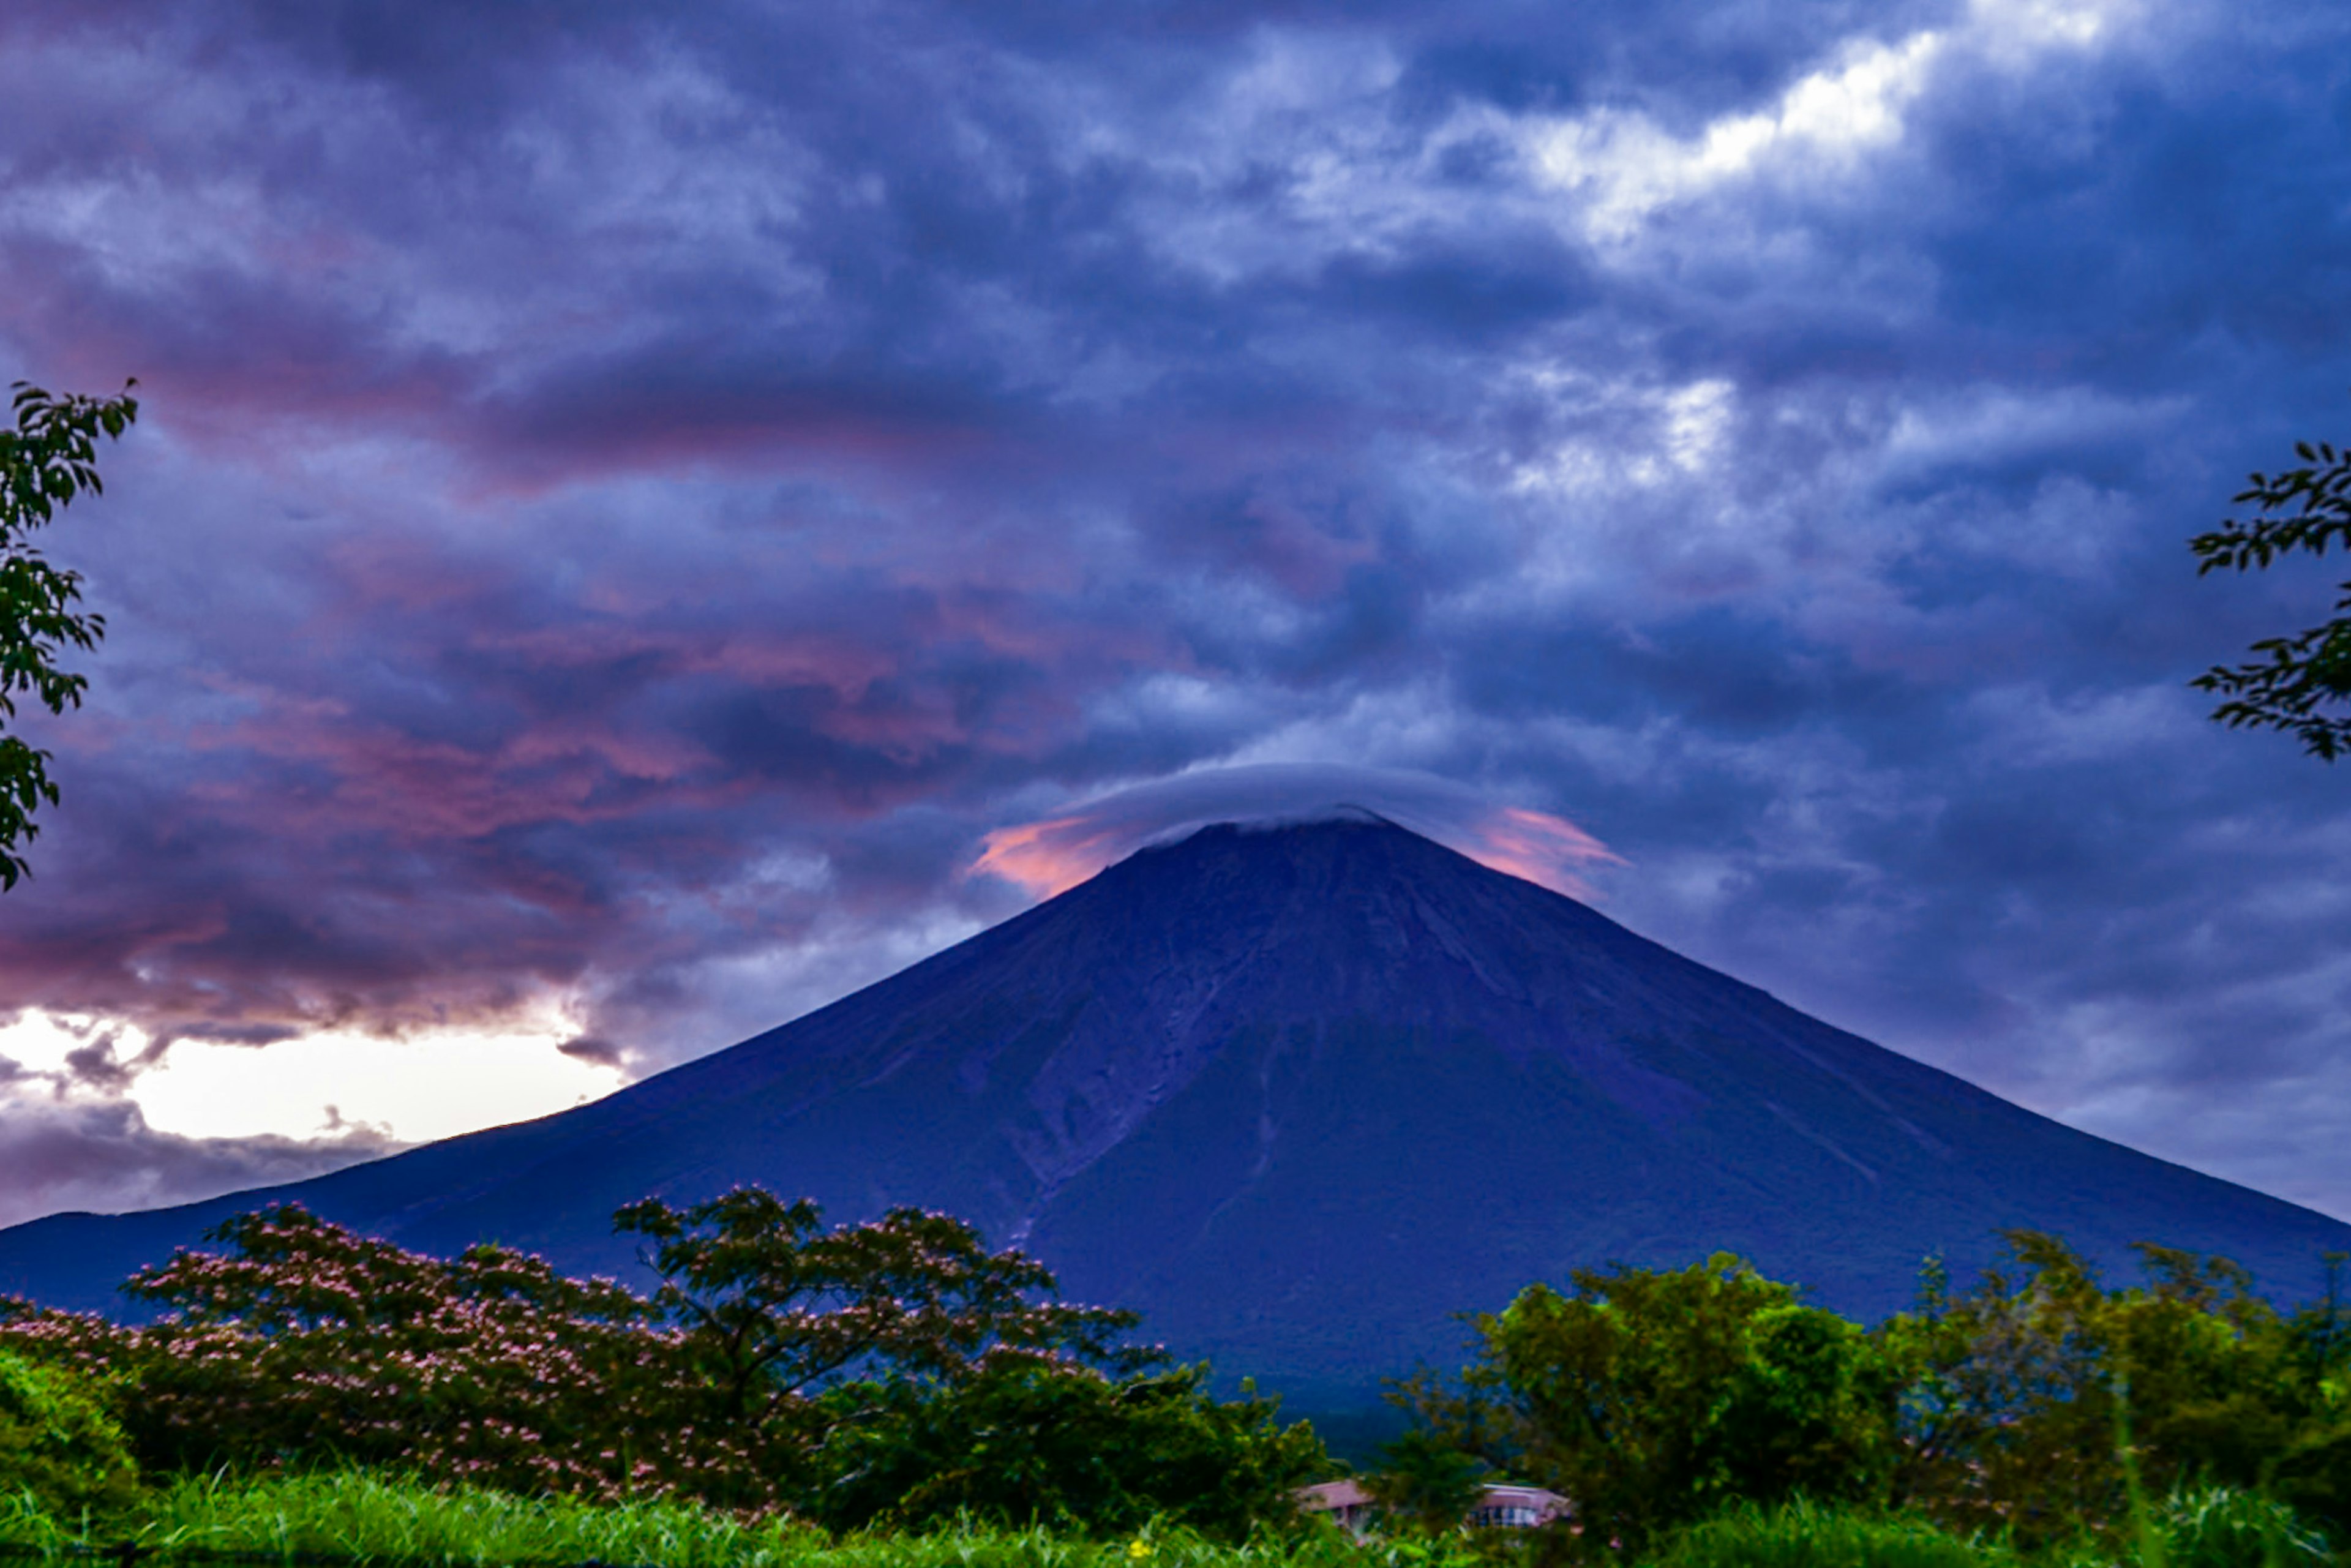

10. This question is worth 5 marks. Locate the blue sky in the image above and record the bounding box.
[4,0,2350,1230]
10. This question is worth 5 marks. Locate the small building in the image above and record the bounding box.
[1297,1478,1570,1536]
[1467,1483,1569,1529]
[1297,1479,1378,1535]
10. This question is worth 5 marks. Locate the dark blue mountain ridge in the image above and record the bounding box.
[4,814,2347,1411]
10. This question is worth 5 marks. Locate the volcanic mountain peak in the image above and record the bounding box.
[2,814,2346,1413]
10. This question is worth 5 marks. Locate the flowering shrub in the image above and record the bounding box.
[4,1206,695,1501]
[0,1189,1324,1529]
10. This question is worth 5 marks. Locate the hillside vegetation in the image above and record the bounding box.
[2,1188,2347,1564]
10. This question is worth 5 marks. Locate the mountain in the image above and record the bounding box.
[4,815,2347,1415]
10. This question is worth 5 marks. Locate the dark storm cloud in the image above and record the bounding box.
[4,0,2351,1221]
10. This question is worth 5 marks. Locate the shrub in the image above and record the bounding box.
[800,1361,1327,1538]
[0,1345,139,1518]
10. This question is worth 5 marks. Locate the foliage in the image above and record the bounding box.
[1646,1498,2015,1568]
[0,1345,139,1518]
[615,1187,1156,1422]
[2,1204,682,1500]
[1644,1490,2330,1568]
[1363,1427,1488,1537]
[1391,1237,2351,1559]
[0,1465,1453,1568]
[118,1467,826,1568]
[1882,1234,2351,1548]
[18,1196,2351,1555]
[0,1190,1309,1534]
[1397,1253,1901,1556]
[2142,1485,2332,1568]
[0,379,137,888]
[800,1362,1326,1539]
[610,1187,1169,1509]
[2191,432,2351,759]
[3,1468,2328,1568]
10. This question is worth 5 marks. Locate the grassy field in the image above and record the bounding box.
[0,1472,2333,1568]
[0,1470,1438,1568]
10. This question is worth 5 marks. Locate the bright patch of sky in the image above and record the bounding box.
[0,1009,618,1145]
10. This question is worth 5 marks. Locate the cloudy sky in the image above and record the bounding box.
[3,0,2349,1231]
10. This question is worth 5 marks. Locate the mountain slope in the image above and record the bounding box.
[4,816,2345,1405]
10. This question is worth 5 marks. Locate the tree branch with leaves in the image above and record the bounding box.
[0,378,138,886]
[2191,432,2351,760]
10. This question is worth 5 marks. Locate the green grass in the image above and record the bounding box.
[2,1469,814,1566]
[0,1470,1472,1568]
[0,1487,78,1558]
[1646,1498,2020,1568]
[1649,1491,2342,1568]
[132,1470,828,1567]
[2,1473,2336,1568]
[2036,1487,2336,1568]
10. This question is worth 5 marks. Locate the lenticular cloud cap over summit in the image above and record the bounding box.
[973,764,1622,899]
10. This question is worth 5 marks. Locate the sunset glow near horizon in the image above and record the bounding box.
[0,1006,620,1172]
[6,0,2351,1229]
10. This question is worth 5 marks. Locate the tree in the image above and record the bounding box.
[1398,1254,1902,1558]
[1880,1231,2350,1550]
[612,1189,1155,1439]
[0,378,138,887]
[1364,1425,1488,1535]
[2191,432,2351,759]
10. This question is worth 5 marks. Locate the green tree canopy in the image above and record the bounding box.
[1883,1233,2351,1548]
[1364,1425,1488,1535]
[1393,1237,2351,1559]
[0,379,138,887]
[2191,432,2351,759]
[613,1187,1158,1418]
[1397,1253,1902,1558]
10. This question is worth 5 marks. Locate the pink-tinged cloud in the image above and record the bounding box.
[1469,806,1625,896]
[972,813,1132,899]
[972,765,1622,901]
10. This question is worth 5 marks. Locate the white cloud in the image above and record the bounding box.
[1529,31,1946,244]
[1969,0,2135,60]
[1663,378,1739,473]
[0,1006,619,1146]
[1520,0,2130,248]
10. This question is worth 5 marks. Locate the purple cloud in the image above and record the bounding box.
[0,1096,399,1230]
[1,0,2350,1225]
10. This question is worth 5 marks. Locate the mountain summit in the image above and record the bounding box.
[5,816,2347,1406]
